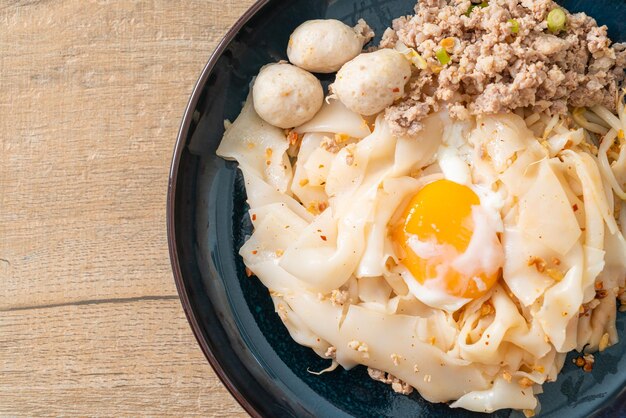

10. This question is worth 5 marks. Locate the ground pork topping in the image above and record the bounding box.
[367,367,414,395]
[330,289,349,306]
[324,346,337,359]
[380,0,626,135]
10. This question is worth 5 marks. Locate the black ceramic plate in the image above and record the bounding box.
[167,1,626,416]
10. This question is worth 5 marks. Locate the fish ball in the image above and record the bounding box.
[333,49,411,116]
[287,19,374,73]
[252,63,324,129]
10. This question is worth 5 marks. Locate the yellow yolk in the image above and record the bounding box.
[392,179,500,299]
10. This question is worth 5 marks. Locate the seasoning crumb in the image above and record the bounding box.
[325,346,337,359]
[348,340,370,358]
[307,202,319,214]
[321,136,340,153]
[574,353,595,372]
[265,147,273,165]
[518,377,534,388]
[287,130,300,146]
[480,302,495,317]
[502,370,512,382]
[345,144,356,166]
[528,256,546,273]
[330,289,349,307]
[390,353,401,366]
[367,368,414,395]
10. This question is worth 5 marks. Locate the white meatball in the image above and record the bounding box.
[287,19,374,74]
[332,49,411,116]
[252,63,324,129]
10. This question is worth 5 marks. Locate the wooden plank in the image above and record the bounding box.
[0,298,247,417]
[0,0,256,415]
[0,0,254,308]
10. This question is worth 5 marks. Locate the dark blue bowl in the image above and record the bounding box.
[167,1,626,416]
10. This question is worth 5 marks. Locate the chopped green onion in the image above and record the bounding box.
[547,8,566,33]
[409,50,428,70]
[464,1,488,16]
[508,19,519,34]
[394,41,428,70]
[436,48,451,65]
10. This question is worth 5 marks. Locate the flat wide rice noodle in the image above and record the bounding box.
[518,159,581,255]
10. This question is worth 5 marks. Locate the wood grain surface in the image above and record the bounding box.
[0,1,255,415]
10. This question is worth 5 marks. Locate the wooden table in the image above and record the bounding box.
[0,1,255,415]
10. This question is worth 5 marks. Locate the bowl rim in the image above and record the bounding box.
[166,2,626,417]
[166,1,269,416]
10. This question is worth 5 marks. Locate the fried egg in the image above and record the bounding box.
[392,179,504,311]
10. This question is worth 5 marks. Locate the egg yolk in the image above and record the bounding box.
[392,179,500,299]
